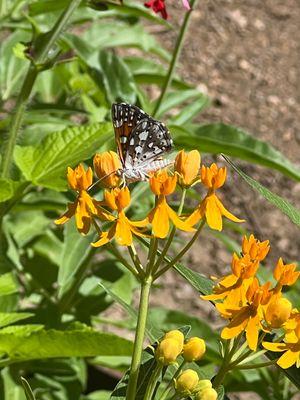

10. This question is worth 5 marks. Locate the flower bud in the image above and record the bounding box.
[174,150,201,187]
[164,330,184,348]
[265,297,292,328]
[93,151,121,188]
[149,170,177,195]
[67,164,93,191]
[175,369,199,396]
[195,387,218,400]
[155,338,182,365]
[197,379,212,392]
[183,337,206,361]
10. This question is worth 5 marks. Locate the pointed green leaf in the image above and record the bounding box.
[174,263,214,295]
[224,156,300,227]
[0,312,33,329]
[14,122,111,191]
[0,325,133,362]
[172,123,300,181]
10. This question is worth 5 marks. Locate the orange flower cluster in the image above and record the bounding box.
[55,150,244,246]
[202,234,300,367]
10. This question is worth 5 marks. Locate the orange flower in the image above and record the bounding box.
[55,165,112,234]
[265,297,292,329]
[148,170,195,238]
[273,258,299,287]
[92,187,148,247]
[242,234,270,262]
[263,321,300,369]
[202,253,258,303]
[186,163,244,231]
[201,163,226,190]
[220,279,272,350]
[174,150,201,187]
[93,151,121,188]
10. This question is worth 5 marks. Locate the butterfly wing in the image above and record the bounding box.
[124,118,173,169]
[111,103,149,164]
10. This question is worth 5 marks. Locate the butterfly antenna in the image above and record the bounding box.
[88,170,118,191]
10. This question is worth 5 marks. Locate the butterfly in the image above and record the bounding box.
[112,103,173,183]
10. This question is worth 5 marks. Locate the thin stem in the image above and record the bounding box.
[128,244,144,277]
[126,276,152,400]
[234,360,277,370]
[154,219,205,280]
[1,65,38,178]
[153,188,186,273]
[0,0,81,178]
[146,237,158,275]
[152,0,198,117]
[143,363,162,400]
[158,360,186,400]
[109,244,140,280]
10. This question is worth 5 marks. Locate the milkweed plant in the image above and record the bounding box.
[0,0,299,399]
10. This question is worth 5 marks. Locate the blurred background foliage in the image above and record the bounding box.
[0,0,299,399]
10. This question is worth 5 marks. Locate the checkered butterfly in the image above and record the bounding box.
[112,103,173,183]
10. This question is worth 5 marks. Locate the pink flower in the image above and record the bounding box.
[182,0,190,10]
[144,0,168,19]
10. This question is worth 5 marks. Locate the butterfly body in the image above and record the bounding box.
[112,103,173,183]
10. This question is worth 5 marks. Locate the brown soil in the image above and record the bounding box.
[147,1,300,399]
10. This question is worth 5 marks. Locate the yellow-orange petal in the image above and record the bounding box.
[115,215,133,246]
[204,194,223,231]
[174,149,201,186]
[215,195,245,224]
[277,349,300,369]
[246,314,260,351]
[92,231,110,247]
[115,186,131,210]
[149,170,177,196]
[185,207,203,227]
[55,202,77,225]
[166,203,195,233]
[104,189,118,211]
[93,151,121,188]
[148,197,170,238]
[221,308,249,339]
[262,342,287,352]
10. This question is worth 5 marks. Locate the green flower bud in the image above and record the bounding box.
[183,337,206,361]
[195,387,218,400]
[175,369,199,396]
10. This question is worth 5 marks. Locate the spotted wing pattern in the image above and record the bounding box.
[111,103,173,169]
[124,118,173,168]
[111,103,148,164]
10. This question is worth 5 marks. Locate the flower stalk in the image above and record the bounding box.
[126,276,153,400]
[153,0,199,117]
[0,0,81,178]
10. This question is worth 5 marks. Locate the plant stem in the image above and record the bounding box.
[154,219,205,280]
[153,0,198,117]
[0,0,81,178]
[159,360,186,400]
[143,363,162,400]
[126,276,152,400]
[128,244,144,277]
[153,188,186,273]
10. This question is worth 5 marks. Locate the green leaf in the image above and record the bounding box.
[172,123,300,181]
[0,312,33,329]
[155,89,207,118]
[82,391,111,400]
[98,51,137,104]
[0,178,20,202]
[20,377,36,400]
[0,325,133,362]
[173,263,214,295]
[224,156,300,227]
[58,222,95,298]
[169,98,210,125]
[0,30,30,100]
[98,281,161,342]
[0,273,18,297]
[14,122,111,190]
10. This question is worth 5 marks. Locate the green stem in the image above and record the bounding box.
[143,363,162,400]
[0,0,81,178]
[154,219,205,280]
[158,360,186,400]
[1,65,38,178]
[128,244,144,277]
[152,0,198,117]
[126,276,152,400]
[153,188,186,273]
